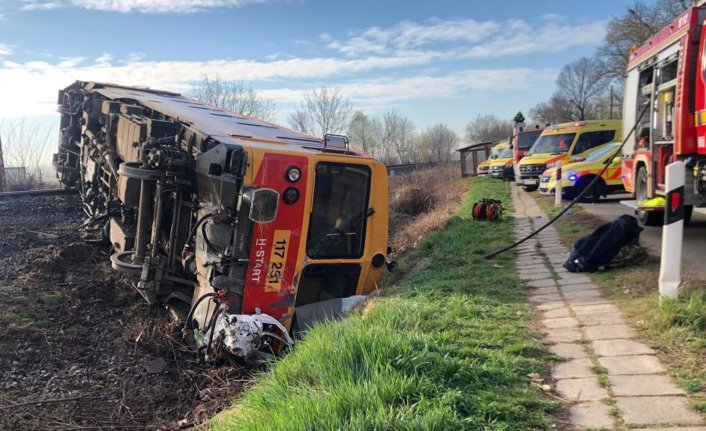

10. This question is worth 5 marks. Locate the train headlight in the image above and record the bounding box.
[283,187,300,204]
[286,166,301,182]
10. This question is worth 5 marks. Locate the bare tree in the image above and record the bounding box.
[288,86,354,137]
[382,110,416,165]
[191,74,277,122]
[420,124,458,163]
[529,94,575,124]
[555,57,610,121]
[599,0,688,80]
[0,119,54,191]
[347,111,383,158]
[464,114,513,144]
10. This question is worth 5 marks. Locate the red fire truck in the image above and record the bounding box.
[621,5,706,225]
[510,112,543,180]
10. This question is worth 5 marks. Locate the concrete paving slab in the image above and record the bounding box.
[528,279,558,288]
[562,289,604,300]
[616,396,704,426]
[542,307,572,319]
[560,283,601,293]
[577,312,626,327]
[516,262,547,269]
[568,401,615,430]
[567,297,613,308]
[528,293,563,304]
[532,286,561,296]
[611,375,685,396]
[517,265,550,275]
[558,275,594,285]
[593,339,655,357]
[545,327,583,343]
[571,303,621,316]
[555,377,609,401]
[583,324,637,340]
[543,316,580,329]
[552,358,595,379]
[549,343,588,359]
[521,272,555,282]
[535,300,567,311]
[598,355,666,375]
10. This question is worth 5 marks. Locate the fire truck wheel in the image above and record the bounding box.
[521,185,538,192]
[635,167,663,227]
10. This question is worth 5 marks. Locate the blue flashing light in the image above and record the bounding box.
[568,174,578,182]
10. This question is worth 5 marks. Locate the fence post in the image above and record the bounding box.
[555,161,562,208]
[658,161,685,300]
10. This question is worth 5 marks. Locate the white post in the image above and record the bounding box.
[658,161,685,299]
[555,160,562,207]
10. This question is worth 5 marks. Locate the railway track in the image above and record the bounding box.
[0,188,76,199]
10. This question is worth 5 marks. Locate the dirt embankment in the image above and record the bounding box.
[388,166,468,257]
[0,195,250,430]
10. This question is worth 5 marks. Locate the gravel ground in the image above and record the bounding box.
[0,194,251,430]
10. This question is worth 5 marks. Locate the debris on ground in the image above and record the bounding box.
[0,194,252,430]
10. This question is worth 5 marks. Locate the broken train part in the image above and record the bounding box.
[53,81,389,362]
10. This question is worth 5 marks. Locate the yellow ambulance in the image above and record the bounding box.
[539,142,624,202]
[517,120,622,191]
[477,140,510,176]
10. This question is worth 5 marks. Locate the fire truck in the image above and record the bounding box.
[621,5,706,225]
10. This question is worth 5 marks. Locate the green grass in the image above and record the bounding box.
[211,177,556,431]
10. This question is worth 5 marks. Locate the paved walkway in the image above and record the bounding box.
[511,185,705,430]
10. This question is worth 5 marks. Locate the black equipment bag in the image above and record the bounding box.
[564,215,644,273]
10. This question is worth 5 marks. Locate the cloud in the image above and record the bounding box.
[20,0,268,13]
[0,44,12,57]
[464,20,607,58]
[259,68,557,107]
[325,17,605,59]
[0,53,556,118]
[327,18,499,57]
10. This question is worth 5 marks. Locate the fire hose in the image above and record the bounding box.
[484,103,649,260]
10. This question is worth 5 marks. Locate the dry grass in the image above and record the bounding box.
[388,164,468,257]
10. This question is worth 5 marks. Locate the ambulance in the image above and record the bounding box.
[539,142,625,202]
[517,120,622,191]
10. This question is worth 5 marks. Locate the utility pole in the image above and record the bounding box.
[0,134,6,193]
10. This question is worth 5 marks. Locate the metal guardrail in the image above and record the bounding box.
[386,162,441,175]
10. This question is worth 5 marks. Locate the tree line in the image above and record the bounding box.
[192,76,460,165]
[529,0,690,123]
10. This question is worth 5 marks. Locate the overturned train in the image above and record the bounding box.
[53,81,389,361]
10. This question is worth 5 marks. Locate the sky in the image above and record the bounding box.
[0,0,640,149]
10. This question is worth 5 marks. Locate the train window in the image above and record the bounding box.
[306,162,371,259]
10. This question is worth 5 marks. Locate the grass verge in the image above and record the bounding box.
[530,191,706,415]
[211,177,556,430]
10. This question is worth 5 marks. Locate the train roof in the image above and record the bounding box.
[64,81,367,157]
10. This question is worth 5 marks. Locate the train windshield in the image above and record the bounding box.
[306,162,372,259]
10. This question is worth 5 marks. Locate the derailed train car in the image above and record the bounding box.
[53,81,389,361]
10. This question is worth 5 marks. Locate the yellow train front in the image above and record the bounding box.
[53,81,389,362]
[235,138,390,336]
